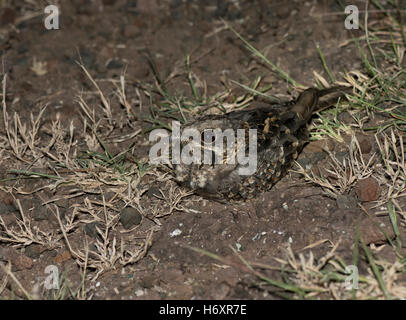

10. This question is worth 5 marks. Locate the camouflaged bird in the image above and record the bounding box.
[174,86,351,201]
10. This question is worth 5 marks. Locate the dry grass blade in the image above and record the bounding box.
[77,63,113,124]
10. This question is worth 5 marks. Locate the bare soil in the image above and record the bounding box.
[0,0,404,300]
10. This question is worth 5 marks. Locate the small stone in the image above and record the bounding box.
[140,275,156,289]
[359,216,394,245]
[84,222,101,238]
[135,289,145,297]
[0,247,33,271]
[336,194,357,210]
[296,157,311,169]
[120,207,142,229]
[275,5,291,19]
[355,177,380,202]
[305,140,325,153]
[14,254,33,271]
[106,59,124,69]
[338,111,353,124]
[146,186,161,198]
[24,244,43,259]
[125,0,137,8]
[0,191,17,214]
[0,7,16,26]
[54,250,72,264]
[33,205,50,221]
[335,151,348,164]
[169,229,182,237]
[124,25,141,38]
[311,152,326,164]
[78,47,96,69]
[0,191,14,206]
[21,81,33,92]
[99,46,114,60]
[359,137,372,154]
[137,0,158,14]
[17,44,28,54]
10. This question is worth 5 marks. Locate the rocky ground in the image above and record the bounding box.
[0,0,405,300]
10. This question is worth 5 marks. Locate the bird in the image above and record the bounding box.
[174,86,351,201]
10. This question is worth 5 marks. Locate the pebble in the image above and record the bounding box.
[0,7,16,26]
[358,137,372,154]
[169,229,182,237]
[24,244,43,259]
[336,194,357,210]
[0,190,17,214]
[84,222,101,238]
[135,289,145,297]
[120,207,142,229]
[296,157,311,169]
[0,247,33,270]
[359,216,394,244]
[33,205,50,221]
[146,186,161,198]
[355,177,380,202]
[106,59,124,69]
[335,151,349,164]
[53,250,72,264]
[311,152,326,163]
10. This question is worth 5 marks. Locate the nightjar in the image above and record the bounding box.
[174,86,351,201]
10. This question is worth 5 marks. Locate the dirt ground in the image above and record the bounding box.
[0,0,405,300]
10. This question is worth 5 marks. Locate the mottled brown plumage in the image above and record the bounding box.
[174,86,350,201]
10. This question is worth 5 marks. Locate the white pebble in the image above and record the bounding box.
[135,289,144,297]
[170,229,182,237]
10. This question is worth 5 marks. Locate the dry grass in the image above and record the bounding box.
[274,241,406,299]
[0,65,194,298]
[295,135,376,198]
[1,1,406,300]
[189,3,406,300]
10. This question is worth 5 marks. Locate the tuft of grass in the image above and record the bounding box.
[1,0,406,301]
[295,135,375,198]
